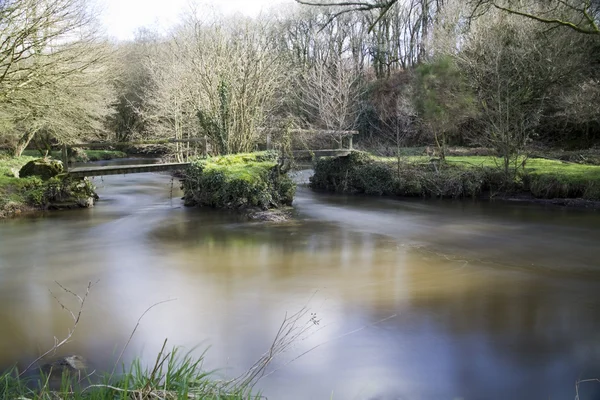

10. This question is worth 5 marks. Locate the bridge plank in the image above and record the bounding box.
[68,163,190,178]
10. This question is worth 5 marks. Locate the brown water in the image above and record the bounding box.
[1,167,600,399]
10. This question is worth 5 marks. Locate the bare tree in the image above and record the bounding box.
[295,0,401,29]
[458,11,589,178]
[6,42,115,156]
[142,14,290,158]
[296,55,366,148]
[295,0,445,69]
[0,0,101,98]
[0,0,114,156]
[469,0,600,35]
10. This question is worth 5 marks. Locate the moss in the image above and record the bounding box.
[19,158,64,180]
[183,151,295,210]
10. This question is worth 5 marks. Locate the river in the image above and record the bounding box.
[1,165,600,399]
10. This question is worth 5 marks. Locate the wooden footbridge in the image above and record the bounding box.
[63,130,357,178]
[68,162,191,178]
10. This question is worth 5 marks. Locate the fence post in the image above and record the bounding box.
[203,135,208,158]
[266,133,272,151]
[62,144,69,172]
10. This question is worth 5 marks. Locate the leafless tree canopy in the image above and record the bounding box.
[0,0,598,157]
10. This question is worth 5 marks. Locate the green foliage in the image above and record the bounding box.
[414,56,475,158]
[183,152,295,210]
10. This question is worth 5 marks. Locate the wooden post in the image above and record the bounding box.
[62,144,69,172]
[202,135,208,158]
[266,133,272,150]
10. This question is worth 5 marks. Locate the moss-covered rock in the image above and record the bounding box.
[19,158,64,180]
[21,175,98,210]
[183,151,295,210]
[44,176,99,209]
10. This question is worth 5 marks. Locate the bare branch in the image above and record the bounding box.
[19,281,94,376]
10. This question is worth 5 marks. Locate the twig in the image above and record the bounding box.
[260,313,398,380]
[231,306,316,390]
[19,281,94,376]
[575,378,600,400]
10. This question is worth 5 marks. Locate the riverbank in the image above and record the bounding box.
[310,151,600,207]
[0,154,98,218]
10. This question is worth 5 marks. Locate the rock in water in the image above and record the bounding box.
[38,355,87,383]
[19,158,64,180]
[246,207,293,222]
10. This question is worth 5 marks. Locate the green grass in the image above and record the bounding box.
[0,153,37,178]
[0,347,256,400]
[376,154,600,181]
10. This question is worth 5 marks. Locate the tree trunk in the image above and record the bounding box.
[13,130,37,157]
[419,0,429,63]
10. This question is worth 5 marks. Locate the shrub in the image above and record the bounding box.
[311,151,490,198]
[310,151,384,194]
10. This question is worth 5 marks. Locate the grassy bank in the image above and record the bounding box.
[183,151,295,210]
[311,151,600,201]
[22,149,128,162]
[0,154,97,218]
[0,350,256,400]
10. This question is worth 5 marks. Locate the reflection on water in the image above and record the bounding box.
[1,167,600,399]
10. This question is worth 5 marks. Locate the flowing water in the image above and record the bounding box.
[1,162,600,399]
